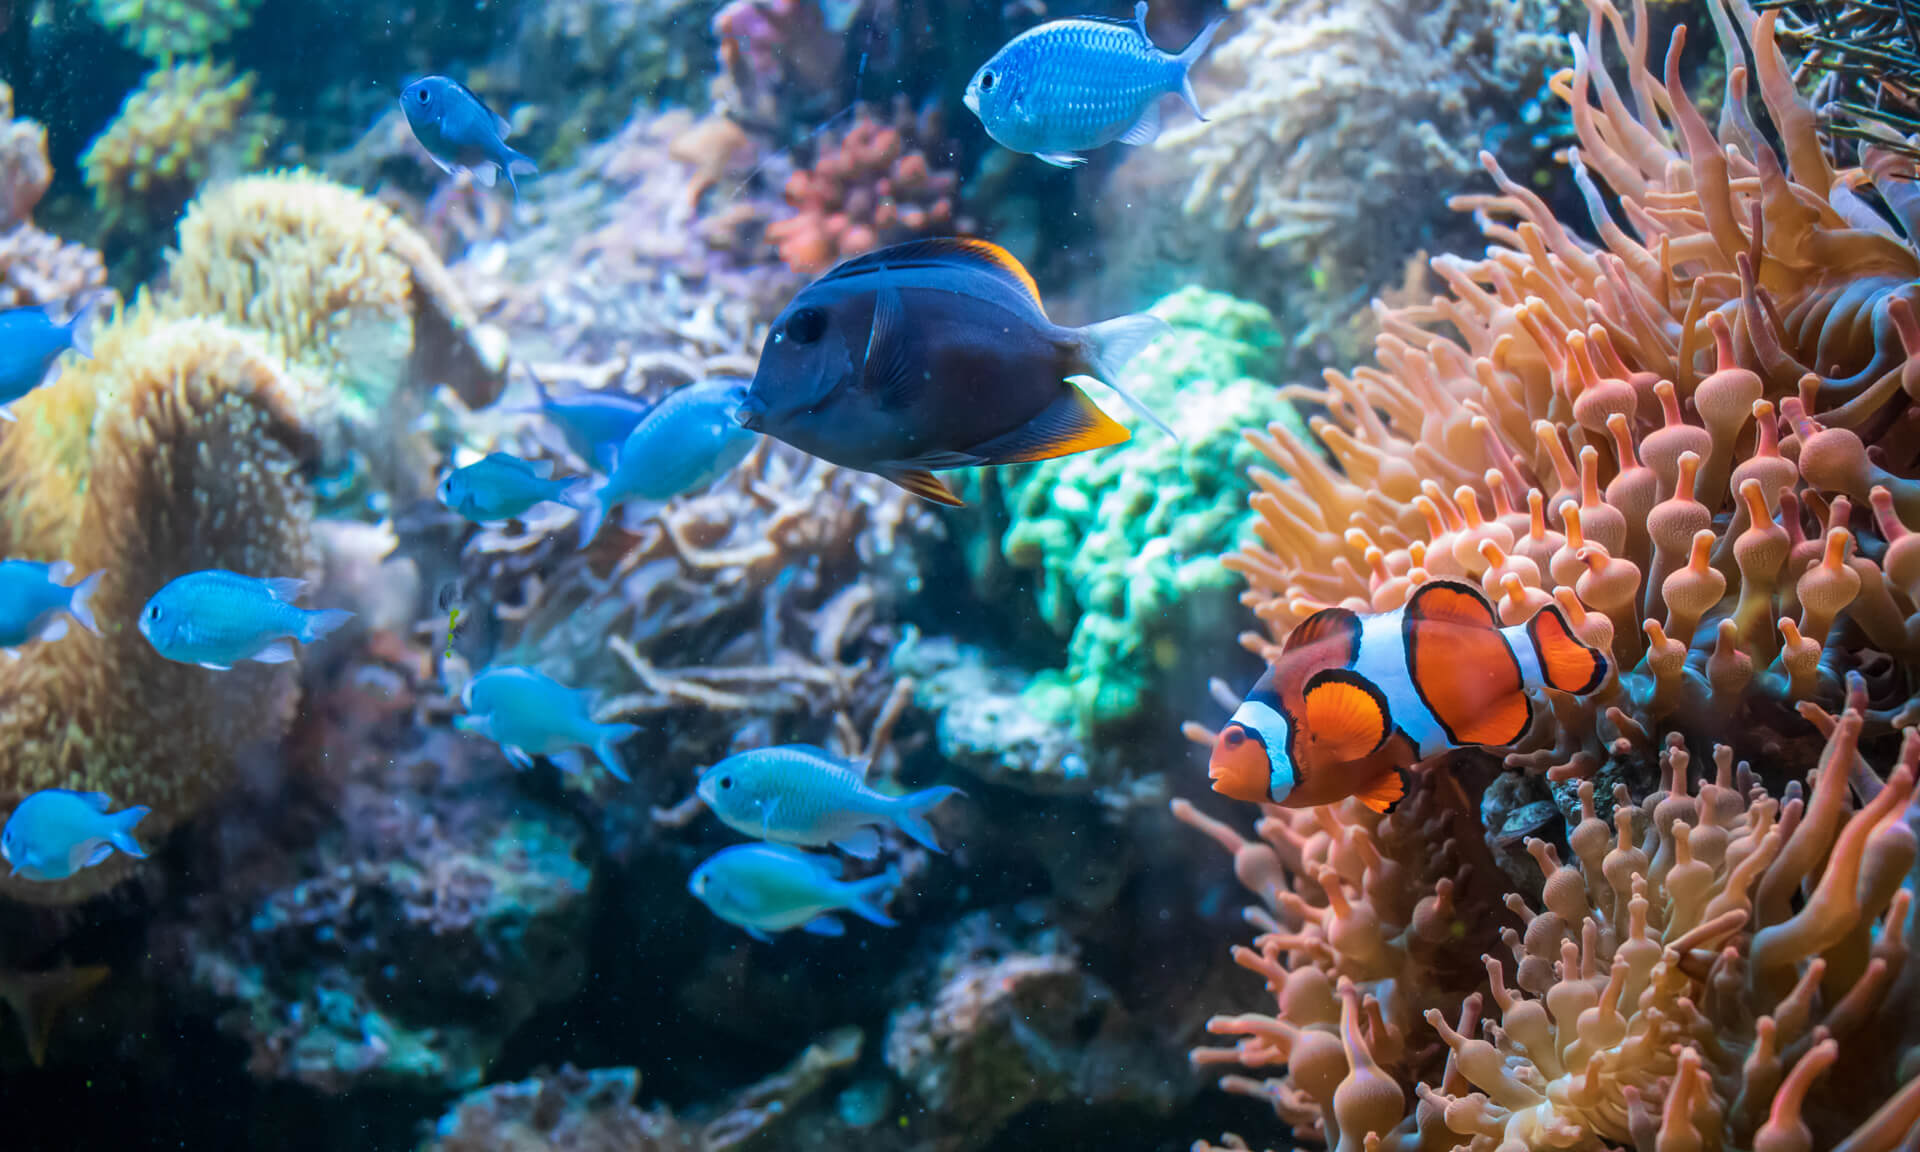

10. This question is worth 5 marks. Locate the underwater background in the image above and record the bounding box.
[1,0,1919,1148]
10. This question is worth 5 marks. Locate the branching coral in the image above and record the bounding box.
[87,0,262,61]
[1158,0,1569,308]
[81,62,274,237]
[712,0,845,129]
[0,83,108,310]
[1179,708,1920,1150]
[0,305,318,905]
[1227,0,1920,782]
[766,98,964,276]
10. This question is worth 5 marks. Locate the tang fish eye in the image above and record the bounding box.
[979,71,996,91]
[784,307,827,345]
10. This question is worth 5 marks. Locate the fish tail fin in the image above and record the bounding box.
[66,289,111,359]
[1525,603,1610,695]
[66,569,102,635]
[891,785,963,853]
[1175,16,1225,119]
[1073,314,1178,439]
[570,479,608,544]
[845,867,902,927]
[299,608,355,644]
[529,366,554,409]
[500,146,538,201]
[593,723,637,781]
[110,806,152,859]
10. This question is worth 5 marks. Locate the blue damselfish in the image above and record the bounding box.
[964,2,1221,168]
[2,789,150,882]
[456,665,637,780]
[0,292,108,418]
[696,744,962,859]
[575,378,757,543]
[400,76,539,197]
[688,843,900,942]
[437,452,579,524]
[0,560,101,651]
[140,570,353,670]
[524,371,652,472]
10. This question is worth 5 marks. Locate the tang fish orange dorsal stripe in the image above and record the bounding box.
[1207,579,1611,815]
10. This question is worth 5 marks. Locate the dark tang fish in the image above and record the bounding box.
[738,238,1173,506]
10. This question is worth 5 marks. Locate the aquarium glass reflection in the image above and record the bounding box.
[2,0,1920,1148]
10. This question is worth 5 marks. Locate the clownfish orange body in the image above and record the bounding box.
[1208,580,1609,814]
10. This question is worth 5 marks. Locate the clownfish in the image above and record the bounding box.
[1208,579,1609,814]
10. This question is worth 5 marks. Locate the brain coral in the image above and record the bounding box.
[161,171,506,509]
[81,62,274,238]
[0,305,318,905]
[87,0,262,61]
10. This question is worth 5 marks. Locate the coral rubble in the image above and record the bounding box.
[767,98,964,276]
[81,62,274,238]
[0,307,319,905]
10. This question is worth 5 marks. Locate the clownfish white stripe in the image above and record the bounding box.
[1504,622,1544,687]
[1228,698,1295,803]
[1356,611,1449,758]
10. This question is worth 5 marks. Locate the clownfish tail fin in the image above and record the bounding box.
[1526,604,1609,695]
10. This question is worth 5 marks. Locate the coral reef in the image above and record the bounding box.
[161,170,506,510]
[1157,0,1568,344]
[712,0,847,129]
[1178,709,1920,1150]
[174,638,591,1094]
[883,910,1184,1150]
[766,98,964,276]
[957,288,1301,753]
[1223,0,1920,783]
[0,83,108,310]
[87,0,262,61]
[81,62,275,239]
[896,635,1097,795]
[0,306,319,905]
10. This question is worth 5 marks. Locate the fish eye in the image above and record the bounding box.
[1223,727,1246,748]
[784,307,827,345]
[144,604,161,623]
[980,71,996,91]
[719,775,734,790]
[414,87,431,104]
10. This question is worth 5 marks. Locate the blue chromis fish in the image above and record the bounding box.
[0,561,101,652]
[964,1,1222,168]
[524,371,652,472]
[437,452,579,524]
[456,665,637,780]
[140,570,354,670]
[696,744,961,859]
[1209,579,1610,815]
[688,843,900,942]
[0,292,108,418]
[576,378,758,543]
[2,789,150,882]
[738,238,1173,506]
[400,76,538,197]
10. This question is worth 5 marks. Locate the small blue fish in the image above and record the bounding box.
[0,561,101,652]
[436,452,579,523]
[1,789,150,882]
[688,843,900,942]
[140,570,353,670]
[697,744,961,858]
[456,665,637,780]
[0,292,108,418]
[522,371,652,472]
[964,1,1222,168]
[400,76,539,197]
[575,379,758,543]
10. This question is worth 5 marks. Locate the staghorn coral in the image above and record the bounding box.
[766,98,964,276]
[0,305,319,905]
[87,0,261,61]
[0,84,107,311]
[161,171,506,510]
[1225,0,1920,782]
[81,62,274,238]
[1157,0,1569,335]
[1177,707,1920,1151]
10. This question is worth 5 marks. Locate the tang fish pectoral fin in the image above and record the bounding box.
[965,385,1131,464]
[863,284,922,409]
[880,467,966,506]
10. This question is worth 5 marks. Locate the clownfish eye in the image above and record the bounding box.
[784,307,826,345]
[1222,727,1246,748]
[979,71,996,91]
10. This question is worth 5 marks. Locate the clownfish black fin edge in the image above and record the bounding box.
[1355,767,1408,816]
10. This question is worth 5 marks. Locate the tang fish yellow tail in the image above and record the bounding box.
[1209,579,1611,814]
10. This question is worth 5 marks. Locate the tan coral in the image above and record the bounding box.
[0,83,107,311]
[0,305,319,904]
[1224,0,1920,781]
[81,62,274,236]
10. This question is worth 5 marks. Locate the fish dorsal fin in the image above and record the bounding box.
[863,284,922,410]
[1403,579,1499,629]
[1299,669,1391,762]
[76,791,113,812]
[962,383,1130,465]
[451,78,512,137]
[820,238,1045,314]
[1078,1,1149,33]
[1282,606,1361,663]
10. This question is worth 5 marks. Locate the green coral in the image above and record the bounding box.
[87,0,261,61]
[967,287,1307,739]
[81,62,274,238]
